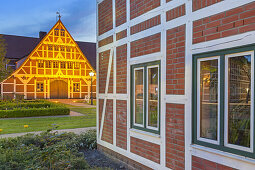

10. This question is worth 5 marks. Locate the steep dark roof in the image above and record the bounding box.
[1,34,96,69]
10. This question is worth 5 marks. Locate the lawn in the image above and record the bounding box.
[0,103,96,135]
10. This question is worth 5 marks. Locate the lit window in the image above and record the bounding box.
[48,45,53,51]
[45,61,51,68]
[73,83,80,92]
[54,45,59,51]
[193,48,254,156]
[38,60,44,68]
[53,61,58,68]
[37,83,44,92]
[61,61,66,69]
[131,61,160,134]
[67,62,73,69]
[66,46,70,52]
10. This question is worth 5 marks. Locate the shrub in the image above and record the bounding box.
[0,100,70,118]
[0,130,97,169]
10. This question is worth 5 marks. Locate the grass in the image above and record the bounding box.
[0,103,96,135]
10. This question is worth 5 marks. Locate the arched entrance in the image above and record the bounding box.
[50,80,68,99]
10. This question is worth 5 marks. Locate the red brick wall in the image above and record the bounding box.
[116,0,127,27]
[130,137,160,163]
[166,4,186,22]
[98,35,113,47]
[116,100,127,150]
[116,44,127,94]
[130,0,160,20]
[98,0,113,35]
[102,99,113,144]
[116,29,127,41]
[166,25,185,95]
[131,15,161,35]
[99,50,111,93]
[193,0,222,11]
[192,156,236,170]
[193,1,255,44]
[166,103,185,170]
[131,33,161,58]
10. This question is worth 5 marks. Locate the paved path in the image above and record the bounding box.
[0,127,96,138]
[49,99,96,108]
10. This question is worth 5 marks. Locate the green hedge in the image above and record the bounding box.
[0,107,70,118]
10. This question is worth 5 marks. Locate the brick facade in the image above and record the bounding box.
[116,44,127,94]
[116,29,127,41]
[192,156,236,170]
[131,33,161,58]
[130,15,161,35]
[116,0,127,27]
[166,103,185,169]
[166,4,186,22]
[98,0,113,35]
[193,1,255,44]
[166,25,185,95]
[101,99,113,144]
[130,0,160,20]
[116,100,127,150]
[98,35,113,47]
[130,137,160,163]
[193,0,222,11]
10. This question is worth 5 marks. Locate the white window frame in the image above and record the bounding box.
[146,65,160,131]
[224,51,254,152]
[133,67,145,128]
[197,56,220,145]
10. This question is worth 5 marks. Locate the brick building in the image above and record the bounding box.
[1,20,96,99]
[96,0,255,169]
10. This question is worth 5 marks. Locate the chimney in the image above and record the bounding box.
[39,31,47,40]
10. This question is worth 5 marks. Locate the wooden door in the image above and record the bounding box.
[50,80,68,99]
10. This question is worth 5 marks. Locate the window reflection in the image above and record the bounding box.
[228,55,251,148]
[134,69,144,125]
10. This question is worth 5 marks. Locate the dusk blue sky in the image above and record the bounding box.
[0,0,96,42]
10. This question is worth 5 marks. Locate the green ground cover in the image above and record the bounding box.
[0,103,96,135]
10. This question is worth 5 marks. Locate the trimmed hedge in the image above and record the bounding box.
[0,100,70,118]
[0,107,70,118]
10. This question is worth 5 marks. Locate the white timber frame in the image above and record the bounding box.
[96,0,255,169]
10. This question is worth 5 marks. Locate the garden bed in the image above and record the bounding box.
[0,130,126,169]
[0,100,69,118]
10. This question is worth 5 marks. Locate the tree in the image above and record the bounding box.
[0,34,12,82]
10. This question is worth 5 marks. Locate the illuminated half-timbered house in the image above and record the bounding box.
[0,19,96,99]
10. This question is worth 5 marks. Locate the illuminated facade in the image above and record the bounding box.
[0,19,96,99]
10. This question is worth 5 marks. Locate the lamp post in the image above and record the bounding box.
[89,71,95,105]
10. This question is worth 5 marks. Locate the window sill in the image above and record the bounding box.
[191,144,255,167]
[129,128,161,145]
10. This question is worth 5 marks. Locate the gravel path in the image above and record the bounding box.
[0,127,96,138]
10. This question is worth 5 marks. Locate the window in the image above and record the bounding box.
[60,46,65,51]
[53,61,58,68]
[48,45,53,51]
[131,61,160,134]
[73,83,80,92]
[37,83,44,92]
[61,61,66,68]
[67,62,73,69]
[38,60,44,68]
[45,61,51,68]
[66,46,71,52]
[61,29,65,36]
[54,29,59,36]
[54,45,59,51]
[193,46,255,158]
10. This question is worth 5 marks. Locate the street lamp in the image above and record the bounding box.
[89,71,95,105]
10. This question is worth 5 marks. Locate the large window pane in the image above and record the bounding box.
[199,59,218,141]
[148,66,159,128]
[134,69,144,125]
[228,55,251,148]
